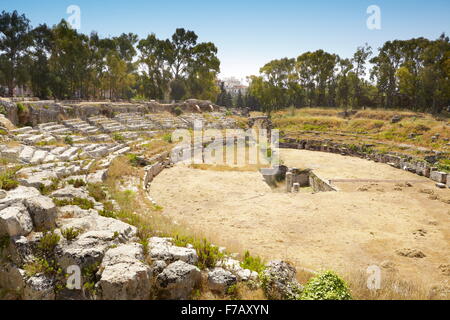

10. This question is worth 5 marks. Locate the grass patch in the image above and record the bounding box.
[53,197,95,210]
[67,178,86,188]
[0,168,19,191]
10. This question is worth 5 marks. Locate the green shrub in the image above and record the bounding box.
[24,257,62,277]
[241,251,265,274]
[173,106,183,116]
[61,228,81,241]
[67,178,86,188]
[0,169,19,191]
[87,183,106,202]
[82,263,100,295]
[163,133,173,144]
[173,236,224,270]
[38,231,61,256]
[113,133,125,142]
[300,271,352,300]
[16,103,28,114]
[39,178,60,195]
[64,136,74,145]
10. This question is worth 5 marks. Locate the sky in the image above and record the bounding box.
[3,0,450,82]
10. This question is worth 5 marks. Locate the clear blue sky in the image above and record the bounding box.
[4,0,450,80]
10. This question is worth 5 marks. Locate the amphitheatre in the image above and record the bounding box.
[0,97,448,300]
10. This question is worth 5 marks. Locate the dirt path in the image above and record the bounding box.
[150,149,450,293]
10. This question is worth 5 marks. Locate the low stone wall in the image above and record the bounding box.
[309,172,338,192]
[143,151,171,189]
[279,139,449,187]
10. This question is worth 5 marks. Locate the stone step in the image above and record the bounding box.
[58,147,79,161]
[51,146,69,155]
[43,153,57,163]
[30,150,49,165]
[11,127,33,134]
[18,146,36,163]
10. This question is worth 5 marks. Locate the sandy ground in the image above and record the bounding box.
[150,149,450,292]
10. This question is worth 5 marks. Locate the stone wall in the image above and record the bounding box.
[279,138,449,188]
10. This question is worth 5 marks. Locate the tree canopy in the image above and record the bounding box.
[0,10,221,101]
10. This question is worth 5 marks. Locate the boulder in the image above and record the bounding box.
[58,215,137,241]
[56,230,122,270]
[0,186,41,210]
[208,267,237,294]
[156,261,201,300]
[261,260,303,300]
[86,170,107,184]
[148,237,198,265]
[6,233,42,265]
[23,275,55,300]
[96,243,152,300]
[0,262,26,292]
[51,186,94,201]
[0,203,33,237]
[23,196,57,230]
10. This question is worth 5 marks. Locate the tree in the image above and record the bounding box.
[0,10,32,96]
[236,90,244,108]
[352,44,372,107]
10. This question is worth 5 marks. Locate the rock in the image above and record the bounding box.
[0,203,33,237]
[438,264,450,276]
[156,261,201,300]
[58,205,98,218]
[395,248,426,258]
[0,262,26,292]
[6,234,42,265]
[96,244,152,300]
[56,230,123,270]
[149,237,198,265]
[430,171,447,184]
[0,114,15,130]
[391,115,402,124]
[436,183,446,189]
[51,186,94,201]
[23,196,57,230]
[236,268,259,282]
[23,275,55,300]
[262,260,303,300]
[17,170,57,189]
[86,169,107,184]
[208,268,237,294]
[58,215,137,241]
[0,186,41,210]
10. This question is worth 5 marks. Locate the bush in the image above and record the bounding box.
[61,228,81,241]
[173,236,224,270]
[241,251,265,274]
[64,136,74,145]
[87,183,106,202]
[163,133,173,144]
[300,271,352,300]
[38,231,61,257]
[67,179,86,188]
[173,106,183,116]
[0,169,19,191]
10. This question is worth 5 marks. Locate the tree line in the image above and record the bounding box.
[248,35,450,114]
[0,10,220,101]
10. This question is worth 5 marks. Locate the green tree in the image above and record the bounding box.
[0,10,32,96]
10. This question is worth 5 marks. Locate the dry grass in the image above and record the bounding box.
[273,107,450,151]
[346,269,449,300]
